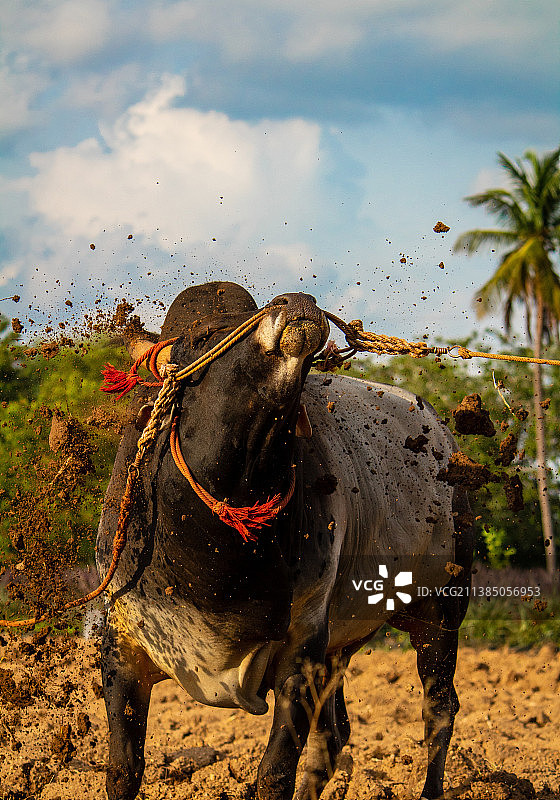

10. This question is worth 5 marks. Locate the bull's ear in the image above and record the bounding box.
[296,404,312,438]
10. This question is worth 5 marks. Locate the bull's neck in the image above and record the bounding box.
[176,387,299,503]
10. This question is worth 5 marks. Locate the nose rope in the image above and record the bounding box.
[317,311,560,369]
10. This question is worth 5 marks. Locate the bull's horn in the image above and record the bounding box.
[135,404,154,431]
[127,339,173,372]
[155,345,173,371]
[127,338,154,361]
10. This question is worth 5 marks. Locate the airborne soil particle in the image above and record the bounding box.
[3,408,98,623]
[452,394,496,437]
[404,434,428,454]
[433,221,450,233]
[85,406,125,435]
[437,452,499,491]
[504,474,524,511]
[112,299,135,328]
[496,432,519,466]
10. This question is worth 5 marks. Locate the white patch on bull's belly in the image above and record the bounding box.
[110,598,272,714]
[301,373,457,650]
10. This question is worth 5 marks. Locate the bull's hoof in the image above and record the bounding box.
[257,766,296,800]
[106,764,143,800]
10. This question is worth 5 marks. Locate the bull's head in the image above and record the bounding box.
[129,282,328,509]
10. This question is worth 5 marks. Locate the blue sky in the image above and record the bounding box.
[1,0,558,344]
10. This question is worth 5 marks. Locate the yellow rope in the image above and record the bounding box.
[450,346,560,366]
[321,311,560,367]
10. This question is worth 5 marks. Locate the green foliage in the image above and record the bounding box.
[480,526,516,569]
[460,597,560,650]
[0,320,126,566]
[372,598,560,651]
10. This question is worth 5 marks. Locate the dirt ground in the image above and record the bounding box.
[1,635,560,800]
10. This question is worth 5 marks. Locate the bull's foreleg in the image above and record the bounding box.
[294,672,350,800]
[100,620,165,800]
[257,634,329,800]
[410,624,459,800]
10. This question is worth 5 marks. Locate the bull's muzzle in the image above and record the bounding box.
[279,319,325,358]
[269,293,329,359]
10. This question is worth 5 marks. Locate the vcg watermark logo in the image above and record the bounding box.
[352,565,413,611]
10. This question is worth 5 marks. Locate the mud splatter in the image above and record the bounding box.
[496,432,519,467]
[504,474,524,512]
[452,394,496,437]
[404,434,429,454]
[437,452,499,490]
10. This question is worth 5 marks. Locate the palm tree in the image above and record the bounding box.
[454,147,560,575]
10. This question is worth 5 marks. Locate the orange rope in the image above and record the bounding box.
[170,417,296,542]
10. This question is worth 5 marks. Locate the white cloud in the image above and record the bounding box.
[16,75,323,250]
[1,74,331,310]
[0,57,48,135]
[1,0,112,65]
[59,64,145,116]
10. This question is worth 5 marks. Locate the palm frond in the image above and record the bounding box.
[461,147,560,341]
[453,229,518,254]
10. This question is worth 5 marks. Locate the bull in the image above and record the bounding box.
[96,281,473,800]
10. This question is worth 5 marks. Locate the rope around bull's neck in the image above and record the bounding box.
[4,302,560,628]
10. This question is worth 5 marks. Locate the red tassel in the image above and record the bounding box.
[101,363,140,399]
[212,494,282,542]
